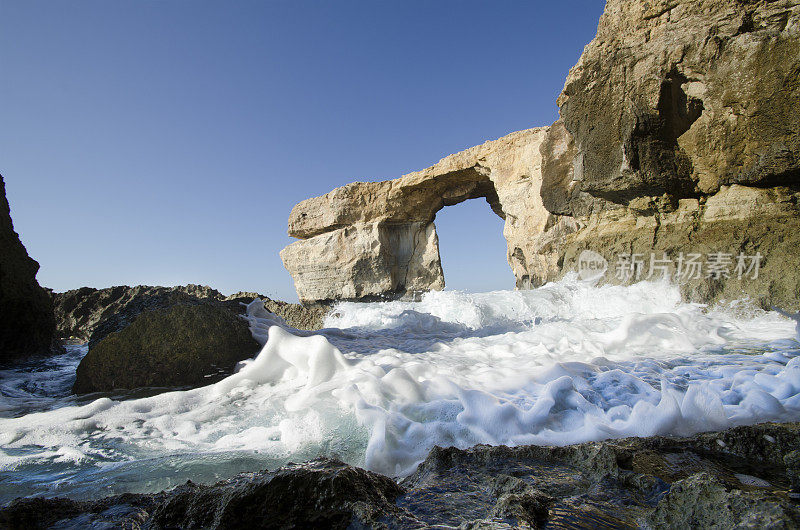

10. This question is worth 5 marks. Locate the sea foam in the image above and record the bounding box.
[0,276,798,500]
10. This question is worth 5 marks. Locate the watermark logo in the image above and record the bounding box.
[577,250,609,281]
[575,251,763,282]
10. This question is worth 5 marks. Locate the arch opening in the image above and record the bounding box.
[432,197,513,293]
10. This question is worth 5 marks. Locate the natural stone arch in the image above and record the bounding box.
[281,128,555,303]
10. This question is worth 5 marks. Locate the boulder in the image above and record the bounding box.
[54,284,328,344]
[0,175,58,362]
[72,303,260,393]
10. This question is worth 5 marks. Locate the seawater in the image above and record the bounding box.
[1,276,799,503]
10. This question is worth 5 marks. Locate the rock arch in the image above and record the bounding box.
[280,128,554,303]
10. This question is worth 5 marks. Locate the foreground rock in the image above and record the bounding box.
[72,303,260,393]
[3,422,799,528]
[65,285,329,393]
[282,0,800,310]
[54,284,327,344]
[0,175,58,362]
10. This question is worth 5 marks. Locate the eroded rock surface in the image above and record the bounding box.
[54,284,328,343]
[531,0,800,310]
[72,303,260,393]
[0,175,58,362]
[283,0,800,309]
[62,285,329,393]
[3,422,799,529]
[282,128,552,302]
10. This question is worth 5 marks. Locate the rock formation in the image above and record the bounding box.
[61,285,329,393]
[72,303,260,393]
[532,0,800,310]
[3,422,799,528]
[0,175,58,362]
[282,0,800,310]
[281,128,551,302]
[54,284,328,343]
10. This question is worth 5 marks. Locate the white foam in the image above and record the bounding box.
[1,277,799,496]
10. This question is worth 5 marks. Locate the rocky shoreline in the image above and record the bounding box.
[2,422,799,529]
[1,0,799,527]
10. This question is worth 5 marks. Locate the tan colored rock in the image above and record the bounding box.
[281,221,443,302]
[281,129,552,302]
[549,0,800,205]
[282,0,800,309]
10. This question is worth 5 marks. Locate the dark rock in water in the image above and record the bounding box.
[72,303,260,393]
[0,459,409,530]
[147,459,408,529]
[64,284,330,394]
[0,175,58,362]
[0,493,161,530]
[54,284,225,346]
[2,423,800,528]
[54,284,327,344]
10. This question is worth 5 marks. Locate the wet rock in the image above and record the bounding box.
[0,175,58,362]
[72,303,260,393]
[1,459,413,529]
[0,493,160,530]
[2,423,800,528]
[646,472,800,529]
[147,459,410,529]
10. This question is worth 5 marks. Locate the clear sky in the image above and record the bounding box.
[1,1,605,302]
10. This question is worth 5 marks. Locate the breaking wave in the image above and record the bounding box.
[1,276,799,501]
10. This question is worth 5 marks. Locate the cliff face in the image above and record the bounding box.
[551,0,800,206]
[526,0,800,309]
[283,0,800,309]
[0,175,57,361]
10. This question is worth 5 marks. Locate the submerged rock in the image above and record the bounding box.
[3,423,800,528]
[0,175,58,362]
[72,303,260,393]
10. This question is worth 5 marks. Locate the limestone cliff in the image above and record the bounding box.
[531,0,800,309]
[283,0,800,309]
[0,175,57,361]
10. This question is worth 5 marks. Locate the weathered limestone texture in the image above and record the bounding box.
[532,0,800,310]
[284,0,800,309]
[281,128,552,302]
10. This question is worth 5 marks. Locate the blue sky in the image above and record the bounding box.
[1,1,604,301]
